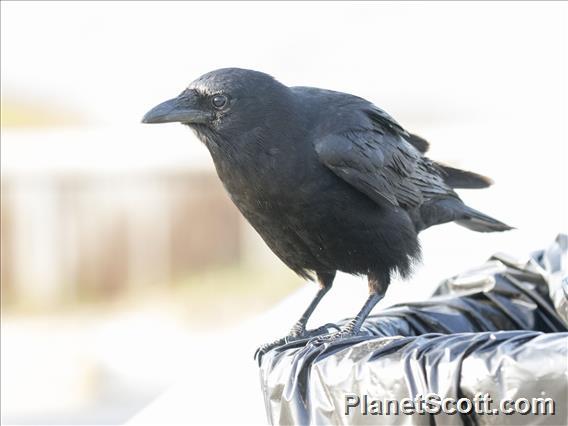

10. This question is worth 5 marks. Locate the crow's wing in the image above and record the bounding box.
[314,111,454,209]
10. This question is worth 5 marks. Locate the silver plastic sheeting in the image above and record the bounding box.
[259,235,568,425]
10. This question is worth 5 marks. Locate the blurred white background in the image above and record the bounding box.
[1,1,567,425]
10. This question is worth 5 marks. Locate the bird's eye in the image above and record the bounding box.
[211,94,228,109]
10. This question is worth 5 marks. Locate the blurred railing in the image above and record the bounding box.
[1,128,243,308]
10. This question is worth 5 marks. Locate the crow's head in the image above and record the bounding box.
[142,68,292,142]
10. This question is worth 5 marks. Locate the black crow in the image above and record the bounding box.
[142,68,512,359]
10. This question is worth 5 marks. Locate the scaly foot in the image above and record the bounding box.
[254,323,339,363]
[309,319,362,345]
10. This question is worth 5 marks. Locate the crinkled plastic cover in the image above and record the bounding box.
[259,235,568,425]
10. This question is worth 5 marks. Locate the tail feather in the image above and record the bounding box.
[456,205,513,232]
[405,133,493,189]
[438,164,494,189]
[407,133,430,153]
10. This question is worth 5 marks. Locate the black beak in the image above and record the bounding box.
[142,91,212,124]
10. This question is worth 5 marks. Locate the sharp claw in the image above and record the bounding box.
[253,347,262,360]
[254,324,340,364]
[254,337,287,363]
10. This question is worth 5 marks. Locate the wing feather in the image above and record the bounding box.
[315,110,455,209]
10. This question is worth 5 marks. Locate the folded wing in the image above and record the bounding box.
[314,109,456,210]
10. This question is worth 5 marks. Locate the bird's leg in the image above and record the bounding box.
[288,271,335,337]
[313,272,387,342]
[337,291,384,335]
[255,272,336,362]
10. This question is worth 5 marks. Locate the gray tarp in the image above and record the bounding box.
[259,235,568,425]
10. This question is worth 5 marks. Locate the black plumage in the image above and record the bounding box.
[142,68,512,358]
